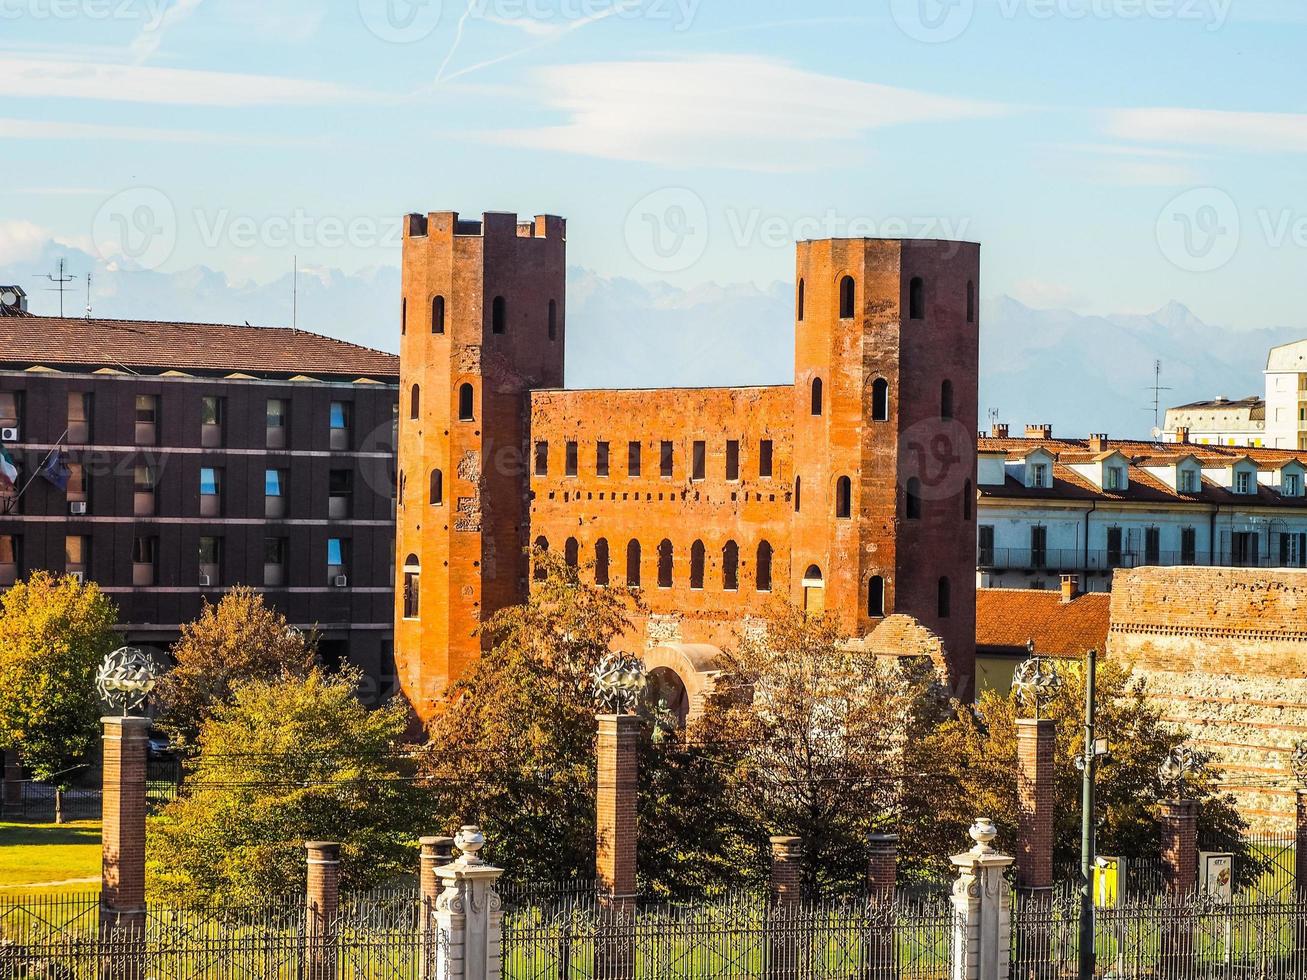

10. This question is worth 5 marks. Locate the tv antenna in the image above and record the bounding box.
[1145,360,1173,434]
[38,258,78,317]
[292,254,298,330]
[85,271,93,319]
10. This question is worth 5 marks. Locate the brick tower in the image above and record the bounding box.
[395,211,566,716]
[791,238,979,692]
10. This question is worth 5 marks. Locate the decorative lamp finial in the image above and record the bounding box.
[593,652,647,715]
[454,825,486,866]
[1011,652,1063,721]
[96,647,158,717]
[1159,744,1201,798]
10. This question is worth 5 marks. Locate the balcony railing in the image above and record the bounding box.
[977,547,1302,572]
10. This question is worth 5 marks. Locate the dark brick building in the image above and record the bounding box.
[0,305,399,696]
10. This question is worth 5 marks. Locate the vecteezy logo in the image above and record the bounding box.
[623,187,709,274]
[890,0,975,43]
[358,0,443,43]
[900,418,976,501]
[1156,187,1240,273]
[91,187,177,272]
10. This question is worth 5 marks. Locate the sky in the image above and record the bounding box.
[2,0,1306,332]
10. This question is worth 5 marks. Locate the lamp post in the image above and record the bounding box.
[1077,647,1098,980]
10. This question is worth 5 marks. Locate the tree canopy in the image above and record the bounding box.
[0,572,119,783]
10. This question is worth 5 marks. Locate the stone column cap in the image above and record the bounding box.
[1015,717,1057,732]
[868,832,900,845]
[101,715,151,729]
[435,858,505,884]
[420,835,456,847]
[1161,799,1199,814]
[305,841,342,860]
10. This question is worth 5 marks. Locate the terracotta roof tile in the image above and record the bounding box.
[0,316,398,380]
[976,588,1111,657]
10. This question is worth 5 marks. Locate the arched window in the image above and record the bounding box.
[868,575,885,617]
[797,279,805,322]
[410,384,420,420]
[398,471,406,506]
[966,280,976,324]
[401,298,407,336]
[938,576,951,618]
[836,476,852,519]
[723,540,739,591]
[658,539,673,589]
[458,383,474,421]
[690,540,705,590]
[940,380,954,420]
[756,541,773,593]
[533,536,549,581]
[909,277,924,320]
[839,275,855,319]
[492,296,506,335]
[963,479,973,521]
[548,299,558,341]
[432,295,446,334]
[430,469,443,506]
[565,537,579,569]
[871,378,890,422]
[906,477,922,520]
[811,378,823,416]
[595,538,610,586]
[403,554,420,619]
[626,540,642,588]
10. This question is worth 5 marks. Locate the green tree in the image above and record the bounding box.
[690,605,946,897]
[0,573,119,816]
[147,667,424,904]
[923,654,1258,885]
[155,587,317,746]
[421,548,641,884]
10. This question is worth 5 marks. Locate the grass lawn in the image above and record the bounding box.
[0,820,101,896]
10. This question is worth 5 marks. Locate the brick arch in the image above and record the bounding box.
[643,643,724,724]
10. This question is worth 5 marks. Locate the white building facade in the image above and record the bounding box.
[977,434,1307,592]
[1265,339,1307,451]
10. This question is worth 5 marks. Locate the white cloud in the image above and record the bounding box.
[1039,142,1200,186]
[477,54,1009,171]
[0,57,368,107]
[0,116,314,145]
[0,220,51,265]
[131,0,205,63]
[221,0,326,41]
[1105,108,1307,154]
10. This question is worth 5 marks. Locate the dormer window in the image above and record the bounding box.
[1031,463,1048,489]
[1105,466,1126,491]
[1285,473,1302,497]
[1235,470,1253,495]
[1179,468,1198,495]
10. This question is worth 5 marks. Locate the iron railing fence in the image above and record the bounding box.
[1012,892,1307,979]
[502,892,960,979]
[3,758,181,823]
[977,546,1305,573]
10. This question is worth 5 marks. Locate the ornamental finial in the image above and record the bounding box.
[96,647,158,717]
[1159,744,1202,798]
[593,652,647,715]
[1011,650,1063,721]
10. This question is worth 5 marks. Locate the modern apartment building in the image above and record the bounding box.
[0,300,400,698]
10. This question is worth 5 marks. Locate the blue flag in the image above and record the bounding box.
[40,450,70,492]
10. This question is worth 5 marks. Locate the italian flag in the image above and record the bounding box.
[0,443,17,493]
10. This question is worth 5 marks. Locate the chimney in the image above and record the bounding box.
[1060,575,1081,604]
[1174,426,1190,445]
[1089,433,1109,453]
[991,423,1010,439]
[1025,424,1052,440]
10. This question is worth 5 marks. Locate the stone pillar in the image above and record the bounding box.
[768,836,803,980]
[1160,800,1199,895]
[305,841,342,980]
[1015,719,1055,897]
[433,827,503,980]
[420,836,457,980]
[100,717,148,936]
[596,714,639,905]
[950,819,1014,980]
[867,833,898,904]
[2,749,21,815]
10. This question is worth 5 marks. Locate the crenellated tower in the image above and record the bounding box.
[395,211,566,717]
[791,238,979,692]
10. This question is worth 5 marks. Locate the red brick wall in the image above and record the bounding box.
[1016,719,1055,891]
[1160,800,1198,896]
[101,716,148,917]
[596,715,639,903]
[769,836,803,907]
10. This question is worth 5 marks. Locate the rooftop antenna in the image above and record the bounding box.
[1146,359,1173,435]
[38,258,77,317]
[84,271,93,319]
[292,254,298,331]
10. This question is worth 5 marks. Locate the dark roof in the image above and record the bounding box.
[1168,396,1264,413]
[976,588,1111,657]
[0,316,398,381]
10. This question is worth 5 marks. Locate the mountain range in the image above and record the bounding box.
[3,239,1299,441]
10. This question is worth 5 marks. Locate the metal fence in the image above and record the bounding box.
[1012,892,1307,979]
[2,757,182,822]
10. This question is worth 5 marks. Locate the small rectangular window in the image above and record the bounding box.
[0,535,18,586]
[692,441,706,482]
[725,441,740,482]
[566,441,578,477]
[198,536,222,586]
[628,441,642,477]
[135,394,159,445]
[596,442,610,478]
[67,392,92,443]
[661,441,674,479]
[978,525,995,566]
[0,392,21,432]
[759,440,774,479]
[66,535,89,576]
[265,469,284,497]
[329,470,353,519]
[327,538,349,583]
[132,535,157,587]
[266,399,288,449]
[329,401,352,450]
[200,467,222,517]
[534,441,549,477]
[264,537,288,587]
[1181,527,1197,565]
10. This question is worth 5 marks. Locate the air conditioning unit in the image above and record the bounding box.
[333,574,349,588]
[69,501,88,516]
[68,571,84,584]
[1,427,18,442]
[198,573,212,587]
